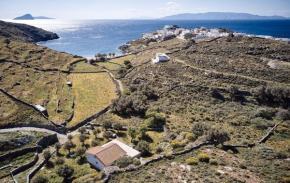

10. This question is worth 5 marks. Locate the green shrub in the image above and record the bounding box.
[185,133,196,141]
[239,164,247,169]
[170,140,186,149]
[43,150,51,160]
[186,157,198,165]
[133,158,141,166]
[115,156,133,168]
[33,175,48,183]
[55,157,65,166]
[57,164,74,180]
[197,153,209,162]
[155,147,163,154]
[251,117,273,130]
[214,170,221,176]
[136,140,150,156]
[209,159,218,165]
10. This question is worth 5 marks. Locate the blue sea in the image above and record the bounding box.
[5,19,290,57]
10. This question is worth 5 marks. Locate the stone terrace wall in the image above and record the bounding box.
[11,153,39,175]
[0,87,65,131]
[0,146,40,162]
[0,133,58,161]
[27,149,56,183]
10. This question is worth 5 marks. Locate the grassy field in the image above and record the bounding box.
[0,93,51,127]
[0,38,78,125]
[98,62,121,71]
[110,55,136,66]
[67,73,117,126]
[71,61,104,72]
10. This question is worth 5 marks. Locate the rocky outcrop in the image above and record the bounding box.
[0,20,59,43]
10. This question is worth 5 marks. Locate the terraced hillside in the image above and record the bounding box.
[0,21,118,128]
[108,36,290,182]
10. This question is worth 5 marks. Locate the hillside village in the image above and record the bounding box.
[0,20,290,183]
[142,25,290,43]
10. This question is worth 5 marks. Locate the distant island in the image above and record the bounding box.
[14,14,54,20]
[160,12,287,20]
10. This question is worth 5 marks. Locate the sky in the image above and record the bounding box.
[0,0,290,19]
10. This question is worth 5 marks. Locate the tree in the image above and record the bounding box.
[91,139,99,147]
[136,140,150,156]
[191,122,209,137]
[63,141,76,154]
[55,157,65,166]
[251,86,266,101]
[57,164,74,181]
[209,87,222,98]
[108,53,112,57]
[144,107,165,128]
[138,125,147,139]
[112,52,116,57]
[78,127,86,134]
[124,60,131,65]
[4,39,10,47]
[79,134,88,146]
[93,128,101,138]
[103,121,112,131]
[227,85,238,101]
[43,150,51,160]
[67,134,73,141]
[128,127,136,142]
[155,147,163,154]
[55,143,61,155]
[75,147,86,157]
[113,122,123,133]
[115,156,133,168]
[33,175,48,183]
[103,131,112,140]
[205,128,230,145]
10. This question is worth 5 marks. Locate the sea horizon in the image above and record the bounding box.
[2,19,290,57]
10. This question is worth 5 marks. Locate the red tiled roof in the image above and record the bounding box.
[86,143,126,166]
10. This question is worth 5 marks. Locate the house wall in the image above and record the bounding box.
[86,154,105,170]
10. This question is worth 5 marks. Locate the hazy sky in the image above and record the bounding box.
[0,0,290,19]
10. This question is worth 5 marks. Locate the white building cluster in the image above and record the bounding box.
[142,25,290,44]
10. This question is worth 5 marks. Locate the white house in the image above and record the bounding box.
[152,53,170,64]
[86,139,141,170]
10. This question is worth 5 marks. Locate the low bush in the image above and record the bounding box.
[55,157,65,166]
[186,157,198,165]
[185,133,196,141]
[170,139,186,148]
[133,158,141,166]
[115,156,133,168]
[33,175,48,183]
[197,153,210,162]
[43,150,51,160]
[155,147,163,154]
[209,159,218,165]
[282,178,290,183]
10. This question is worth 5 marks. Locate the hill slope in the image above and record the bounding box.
[160,12,287,20]
[0,20,59,43]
